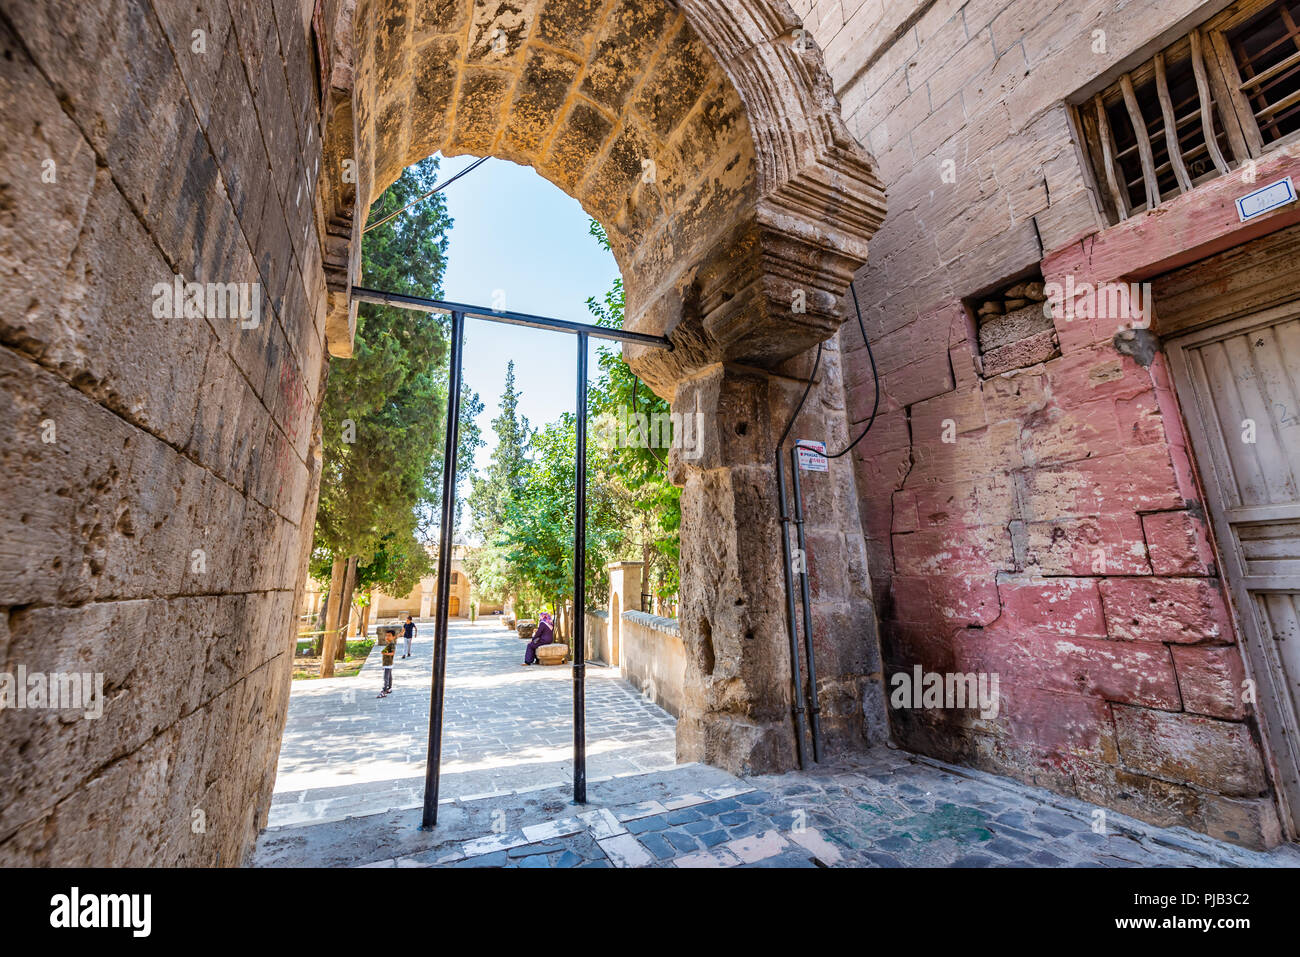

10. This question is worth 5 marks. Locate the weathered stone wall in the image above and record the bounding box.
[0,0,330,865]
[788,0,1285,845]
[619,611,686,719]
[585,609,611,665]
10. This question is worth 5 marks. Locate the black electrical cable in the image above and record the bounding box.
[785,283,880,460]
[777,341,824,452]
[363,156,490,234]
[824,284,881,458]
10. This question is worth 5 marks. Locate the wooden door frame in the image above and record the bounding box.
[1165,300,1300,838]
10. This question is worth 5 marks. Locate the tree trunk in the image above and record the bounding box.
[320,557,348,676]
[358,591,372,640]
[641,540,654,613]
[336,555,358,660]
[314,592,329,649]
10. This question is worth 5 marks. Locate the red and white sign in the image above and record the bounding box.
[796,440,828,472]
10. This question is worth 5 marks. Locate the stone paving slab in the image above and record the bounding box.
[254,762,739,867]
[255,748,1300,868]
[266,619,677,828]
[258,618,1300,869]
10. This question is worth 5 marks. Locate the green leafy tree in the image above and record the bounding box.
[468,361,530,534]
[584,221,681,603]
[492,414,625,621]
[465,360,531,609]
[312,157,482,671]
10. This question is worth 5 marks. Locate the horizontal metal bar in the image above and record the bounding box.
[351,285,673,350]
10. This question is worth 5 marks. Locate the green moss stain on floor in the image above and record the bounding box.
[892,804,994,844]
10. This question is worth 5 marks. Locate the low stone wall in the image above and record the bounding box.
[619,612,685,719]
[585,610,611,665]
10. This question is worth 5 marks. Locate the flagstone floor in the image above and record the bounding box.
[256,748,1300,868]
[257,620,1300,869]
[265,617,677,829]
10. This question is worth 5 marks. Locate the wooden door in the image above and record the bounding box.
[1166,300,1300,836]
[450,595,460,617]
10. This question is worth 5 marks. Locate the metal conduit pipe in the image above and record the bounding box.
[774,283,882,768]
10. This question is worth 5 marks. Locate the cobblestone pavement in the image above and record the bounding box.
[259,618,1300,867]
[256,747,1300,868]
[266,618,676,828]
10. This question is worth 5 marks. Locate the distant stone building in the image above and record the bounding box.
[301,547,501,624]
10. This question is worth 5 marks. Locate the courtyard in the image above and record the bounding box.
[266,618,677,829]
[256,620,1300,869]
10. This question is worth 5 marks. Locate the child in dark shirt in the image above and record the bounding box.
[402,614,417,658]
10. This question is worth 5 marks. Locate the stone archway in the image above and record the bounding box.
[317,0,887,775]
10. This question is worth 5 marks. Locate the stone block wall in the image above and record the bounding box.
[0,0,330,865]
[619,611,687,719]
[789,0,1285,845]
[585,609,612,666]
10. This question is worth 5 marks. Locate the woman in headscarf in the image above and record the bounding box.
[522,611,555,665]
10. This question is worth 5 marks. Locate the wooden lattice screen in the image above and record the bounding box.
[1074,0,1300,223]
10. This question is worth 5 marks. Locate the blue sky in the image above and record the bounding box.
[433,154,620,461]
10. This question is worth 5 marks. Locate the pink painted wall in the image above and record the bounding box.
[842,142,1300,850]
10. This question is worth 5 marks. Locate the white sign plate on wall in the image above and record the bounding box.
[1236,176,1296,222]
[796,440,828,472]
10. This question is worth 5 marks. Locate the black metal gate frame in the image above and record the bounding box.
[350,285,673,827]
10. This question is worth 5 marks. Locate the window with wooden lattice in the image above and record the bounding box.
[1073,0,1300,224]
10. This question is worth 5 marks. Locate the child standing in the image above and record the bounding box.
[402,614,417,658]
[378,628,397,698]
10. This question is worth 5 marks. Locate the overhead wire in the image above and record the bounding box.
[362,156,490,234]
[631,375,669,468]
[780,283,880,460]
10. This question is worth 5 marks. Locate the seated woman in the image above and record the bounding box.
[522,612,555,666]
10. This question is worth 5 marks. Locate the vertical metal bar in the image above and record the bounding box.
[573,332,588,803]
[775,452,808,770]
[789,447,822,763]
[421,310,465,829]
